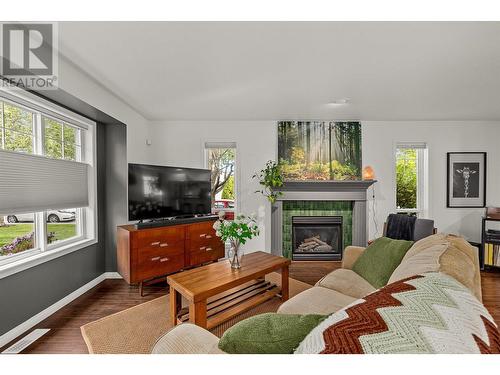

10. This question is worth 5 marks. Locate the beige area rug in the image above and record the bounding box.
[81,272,311,354]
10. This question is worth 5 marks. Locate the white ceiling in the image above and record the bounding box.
[58,22,500,121]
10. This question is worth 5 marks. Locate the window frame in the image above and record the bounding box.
[0,86,98,279]
[203,141,239,216]
[394,142,428,218]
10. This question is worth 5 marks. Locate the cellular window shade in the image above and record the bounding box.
[396,142,427,149]
[204,142,237,149]
[0,150,89,215]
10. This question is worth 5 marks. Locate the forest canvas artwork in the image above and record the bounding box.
[278,121,362,180]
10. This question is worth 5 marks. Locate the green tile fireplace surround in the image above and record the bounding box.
[270,180,376,259]
[282,201,353,259]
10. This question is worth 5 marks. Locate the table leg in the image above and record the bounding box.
[189,300,207,328]
[281,265,289,301]
[169,286,180,326]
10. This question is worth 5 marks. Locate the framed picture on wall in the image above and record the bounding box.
[447,152,487,208]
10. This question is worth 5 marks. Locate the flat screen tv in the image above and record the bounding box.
[128,163,212,221]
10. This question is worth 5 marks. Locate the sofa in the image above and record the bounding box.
[152,233,483,354]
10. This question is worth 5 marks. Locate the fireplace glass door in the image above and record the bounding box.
[292,216,343,260]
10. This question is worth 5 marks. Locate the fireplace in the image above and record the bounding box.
[271,180,376,260]
[292,216,343,260]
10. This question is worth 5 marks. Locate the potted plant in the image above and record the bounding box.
[213,213,259,269]
[253,160,284,204]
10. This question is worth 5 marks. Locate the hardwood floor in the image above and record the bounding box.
[1,262,499,354]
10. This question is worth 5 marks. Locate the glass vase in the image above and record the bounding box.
[228,240,244,269]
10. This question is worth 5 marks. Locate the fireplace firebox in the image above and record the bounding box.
[292,216,343,260]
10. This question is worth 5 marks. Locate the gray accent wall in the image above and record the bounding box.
[104,123,128,271]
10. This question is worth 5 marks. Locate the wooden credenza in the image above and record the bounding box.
[117,218,224,295]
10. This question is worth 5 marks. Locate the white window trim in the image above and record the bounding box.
[394,142,429,218]
[203,140,239,216]
[0,85,98,279]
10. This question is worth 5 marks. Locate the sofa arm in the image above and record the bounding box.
[151,323,224,354]
[342,246,366,269]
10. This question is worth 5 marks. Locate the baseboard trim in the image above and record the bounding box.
[0,271,122,348]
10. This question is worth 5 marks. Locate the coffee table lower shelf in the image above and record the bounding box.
[176,279,280,330]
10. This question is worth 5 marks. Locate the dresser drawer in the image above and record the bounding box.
[136,246,184,280]
[189,245,224,266]
[187,221,218,241]
[188,237,223,254]
[188,239,224,266]
[135,226,185,249]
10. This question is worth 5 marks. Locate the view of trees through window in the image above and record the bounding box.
[396,148,418,210]
[278,121,362,180]
[0,102,34,153]
[206,147,236,219]
[43,117,81,161]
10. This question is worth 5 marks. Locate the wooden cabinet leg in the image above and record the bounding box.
[170,286,180,326]
[281,265,289,301]
[189,300,207,328]
[139,281,144,297]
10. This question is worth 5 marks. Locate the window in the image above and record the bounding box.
[205,142,236,220]
[0,213,36,258]
[43,116,82,161]
[395,142,428,217]
[1,102,35,154]
[0,87,97,272]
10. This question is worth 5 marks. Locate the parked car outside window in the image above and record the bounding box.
[213,200,235,220]
[4,210,76,223]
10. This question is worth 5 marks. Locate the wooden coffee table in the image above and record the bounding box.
[167,251,291,329]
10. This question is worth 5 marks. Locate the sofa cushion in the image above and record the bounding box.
[388,242,448,284]
[151,323,223,354]
[277,286,358,315]
[295,273,500,354]
[316,269,376,299]
[389,233,481,301]
[218,313,326,354]
[351,237,414,288]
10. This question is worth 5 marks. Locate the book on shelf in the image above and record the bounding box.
[484,243,500,266]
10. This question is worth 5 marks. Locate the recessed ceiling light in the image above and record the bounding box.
[328,98,350,105]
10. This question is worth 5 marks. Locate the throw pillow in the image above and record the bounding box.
[218,313,326,354]
[295,273,500,354]
[352,237,414,288]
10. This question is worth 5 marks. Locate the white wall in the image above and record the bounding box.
[363,121,500,242]
[148,121,277,253]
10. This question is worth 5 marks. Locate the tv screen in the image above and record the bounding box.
[128,163,211,221]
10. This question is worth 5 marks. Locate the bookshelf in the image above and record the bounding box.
[481,216,500,270]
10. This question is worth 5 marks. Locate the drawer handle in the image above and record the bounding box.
[151,256,160,261]
[160,257,169,262]
[206,247,213,252]
[151,241,160,246]
[199,234,206,238]
[206,235,212,239]
[199,246,206,251]
[159,242,168,247]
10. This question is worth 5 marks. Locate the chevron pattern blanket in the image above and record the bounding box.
[295,273,500,354]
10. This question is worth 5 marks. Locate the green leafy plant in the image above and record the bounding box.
[213,214,259,245]
[252,160,284,204]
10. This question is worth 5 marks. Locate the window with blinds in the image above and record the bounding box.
[0,87,97,269]
[395,142,428,217]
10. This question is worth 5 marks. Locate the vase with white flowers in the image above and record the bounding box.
[213,213,260,269]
